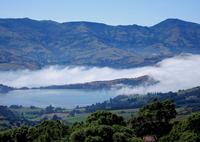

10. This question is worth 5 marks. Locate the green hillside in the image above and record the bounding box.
[0,18,200,70]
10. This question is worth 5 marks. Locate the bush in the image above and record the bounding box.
[159,112,200,142]
[178,132,199,142]
[86,111,125,126]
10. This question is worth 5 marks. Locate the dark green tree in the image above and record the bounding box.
[129,99,177,137]
[159,112,200,142]
[69,111,142,142]
[86,111,125,126]
[28,120,68,142]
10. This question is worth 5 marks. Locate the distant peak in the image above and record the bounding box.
[161,18,191,24]
[152,18,199,28]
[62,21,110,27]
[163,18,184,22]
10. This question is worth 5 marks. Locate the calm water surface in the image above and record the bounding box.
[0,89,118,108]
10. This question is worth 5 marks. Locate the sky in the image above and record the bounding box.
[0,0,200,26]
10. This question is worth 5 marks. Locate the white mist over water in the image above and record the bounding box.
[0,54,200,94]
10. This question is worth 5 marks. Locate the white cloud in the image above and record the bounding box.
[0,54,200,94]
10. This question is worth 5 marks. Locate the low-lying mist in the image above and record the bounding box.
[0,54,200,94]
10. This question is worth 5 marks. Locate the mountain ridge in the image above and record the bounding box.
[37,75,157,90]
[0,75,157,92]
[0,18,200,70]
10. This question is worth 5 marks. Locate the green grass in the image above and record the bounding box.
[110,108,139,120]
[10,107,43,121]
[65,113,90,123]
[8,106,195,124]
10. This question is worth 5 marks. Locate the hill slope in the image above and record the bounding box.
[0,18,200,70]
[83,86,200,112]
[38,75,157,90]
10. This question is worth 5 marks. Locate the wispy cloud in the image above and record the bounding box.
[0,54,200,94]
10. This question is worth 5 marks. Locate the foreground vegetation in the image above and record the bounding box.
[0,99,200,142]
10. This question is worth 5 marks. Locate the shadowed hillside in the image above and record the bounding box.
[0,18,200,70]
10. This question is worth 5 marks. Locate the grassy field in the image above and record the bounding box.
[7,106,194,127]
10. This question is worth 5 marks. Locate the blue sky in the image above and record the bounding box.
[0,0,199,26]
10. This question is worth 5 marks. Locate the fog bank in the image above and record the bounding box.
[0,54,200,94]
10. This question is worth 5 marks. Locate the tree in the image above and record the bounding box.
[14,126,29,142]
[31,120,68,141]
[44,105,54,113]
[86,111,125,126]
[130,99,177,137]
[85,136,103,142]
[178,132,199,142]
[186,112,200,133]
[69,129,85,142]
[69,111,142,142]
[159,112,200,142]
[69,125,113,142]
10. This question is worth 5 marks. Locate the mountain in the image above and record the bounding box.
[38,75,157,90]
[0,18,200,70]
